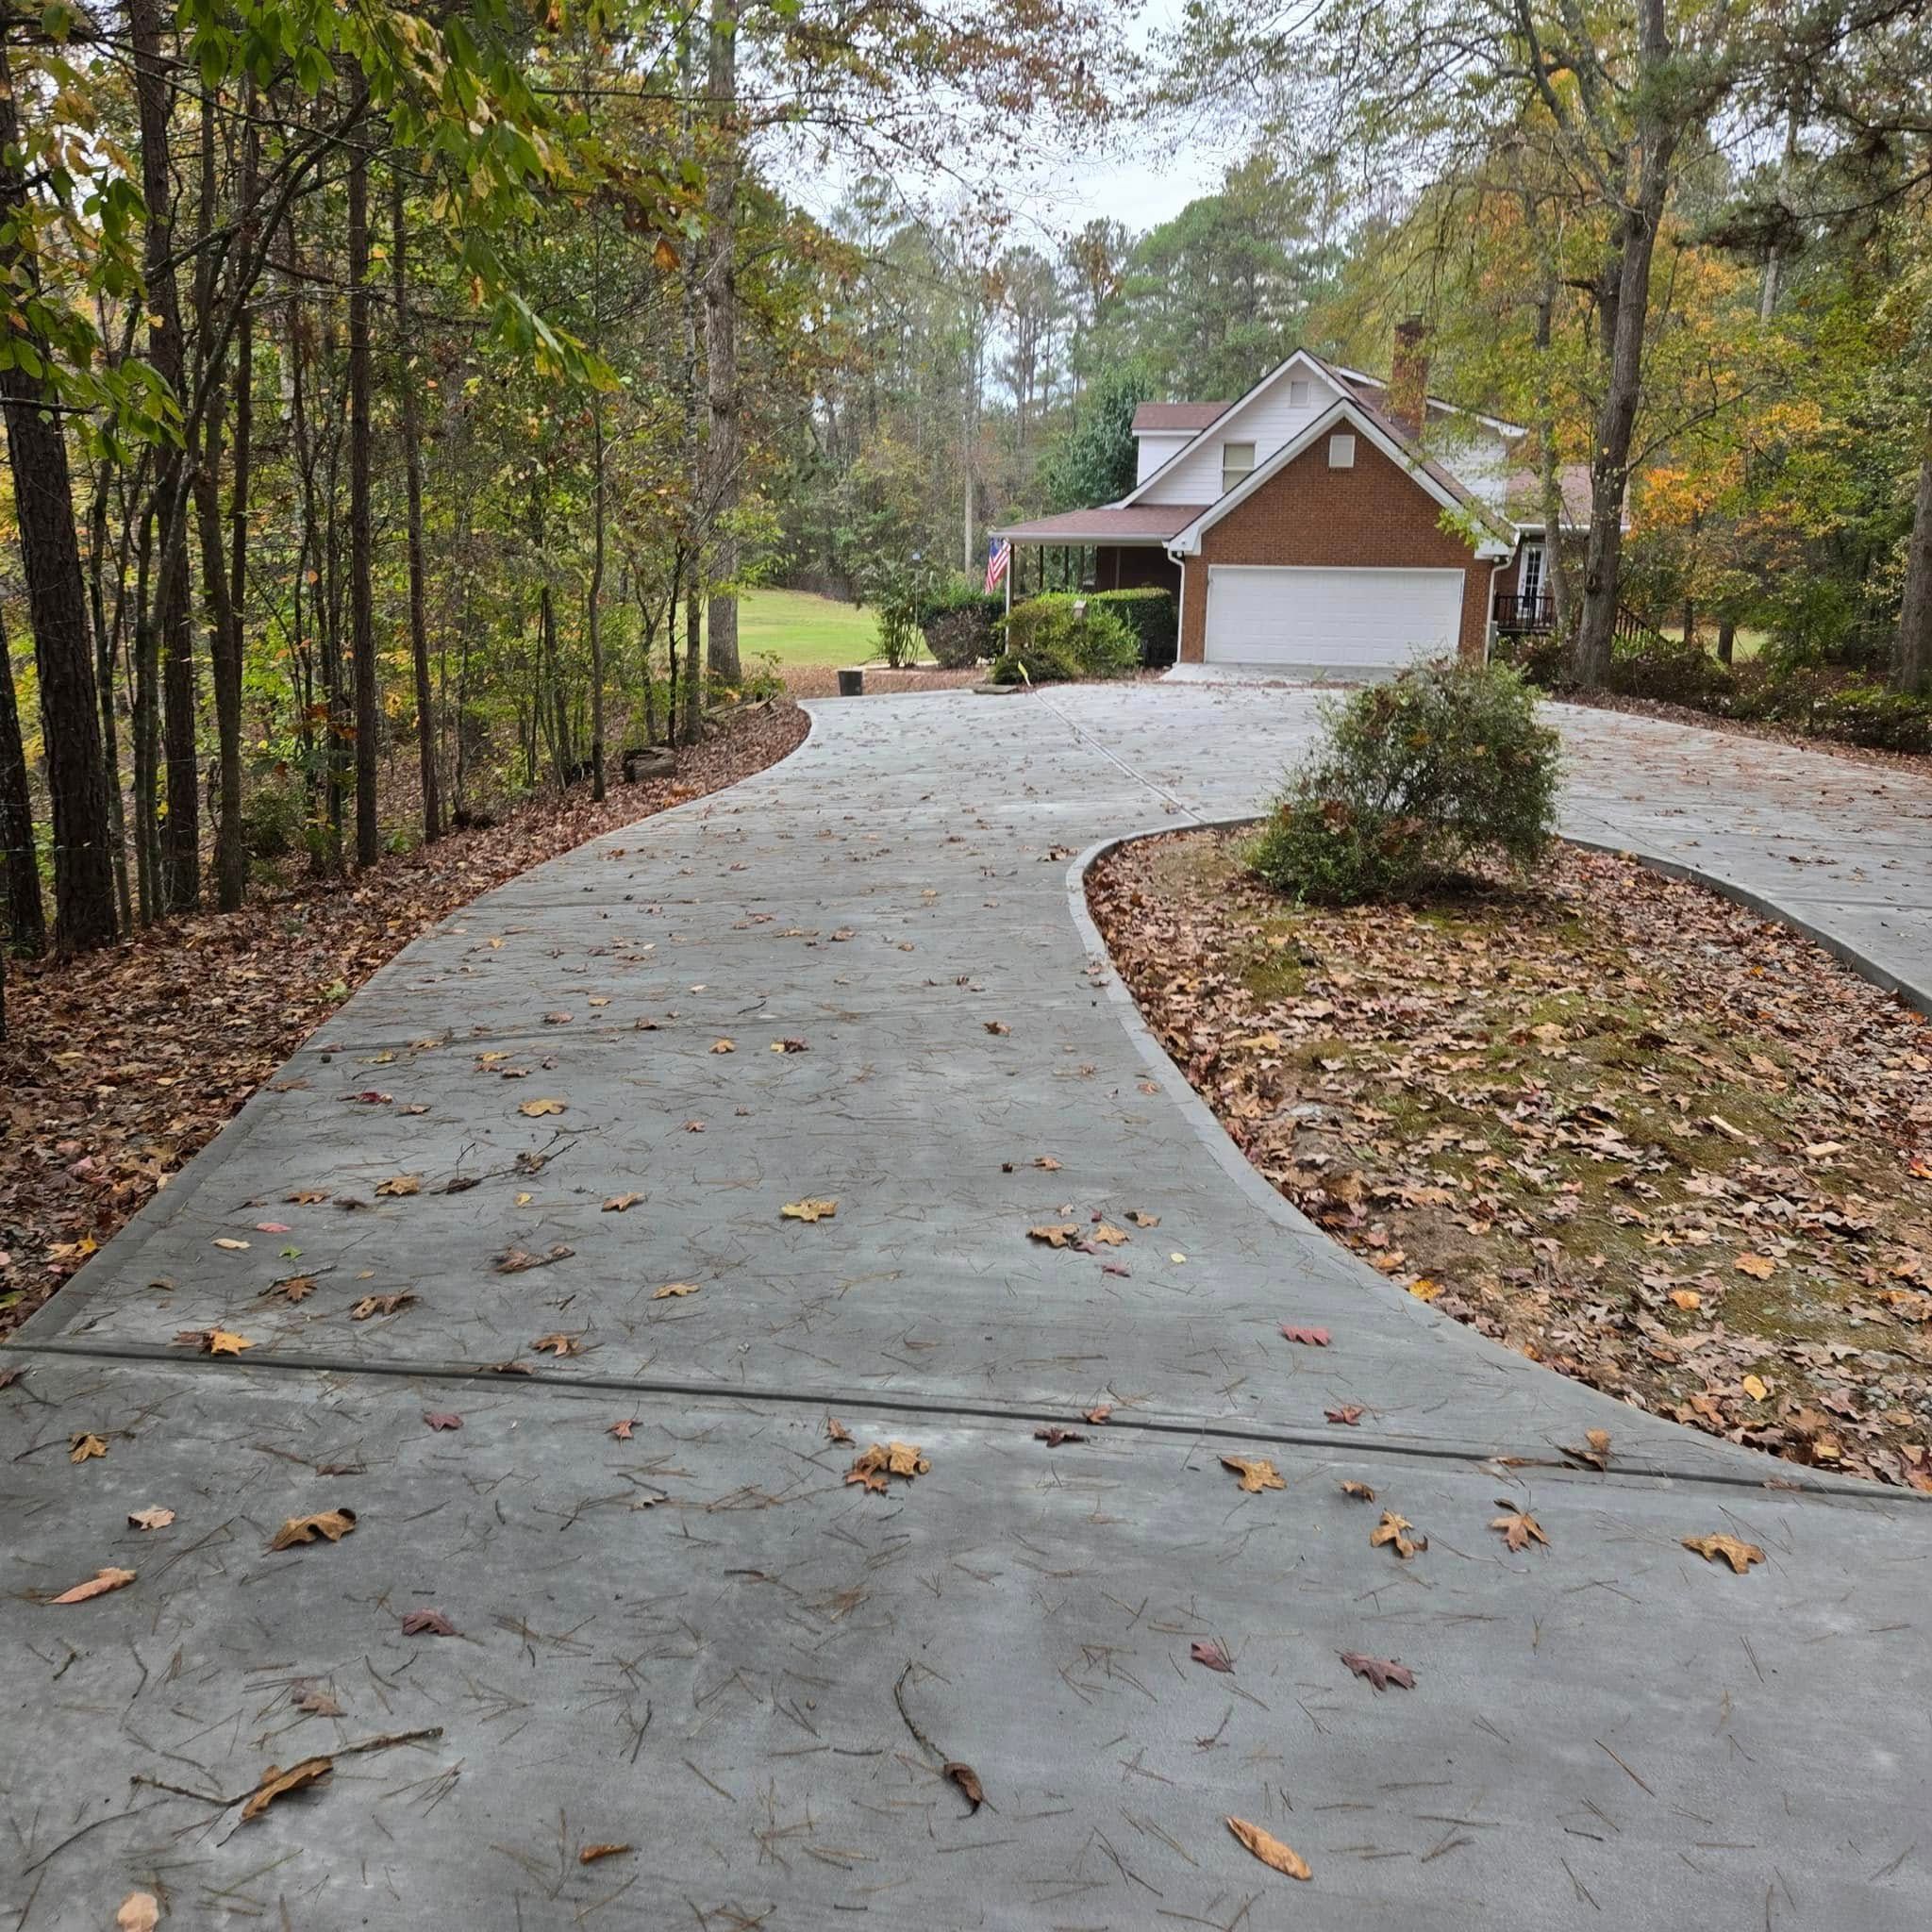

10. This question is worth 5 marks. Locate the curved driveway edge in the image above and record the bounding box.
[2,682,1929,1931]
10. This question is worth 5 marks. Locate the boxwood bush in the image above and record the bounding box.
[916,580,1007,668]
[990,594,1140,685]
[1087,588,1177,666]
[1248,659,1560,904]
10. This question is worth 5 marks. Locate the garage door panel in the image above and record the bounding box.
[1205,565,1464,670]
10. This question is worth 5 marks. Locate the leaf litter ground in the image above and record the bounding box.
[1089,829,1932,1489]
[0,702,807,1340]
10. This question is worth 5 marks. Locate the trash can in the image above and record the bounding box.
[837,667,864,696]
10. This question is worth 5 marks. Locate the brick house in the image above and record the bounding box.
[993,325,1584,676]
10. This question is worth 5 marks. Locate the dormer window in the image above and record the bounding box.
[1221,441,1257,493]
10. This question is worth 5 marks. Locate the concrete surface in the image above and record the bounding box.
[5,683,1931,1929]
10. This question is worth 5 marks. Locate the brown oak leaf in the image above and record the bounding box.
[1340,1650,1416,1691]
[374,1174,421,1198]
[1681,1532,1766,1574]
[652,1280,700,1299]
[1220,1454,1286,1493]
[269,1507,358,1551]
[1325,1405,1364,1425]
[1034,1425,1085,1446]
[1225,1816,1311,1880]
[127,1507,175,1531]
[240,1756,332,1822]
[531,1332,585,1357]
[1279,1324,1330,1346]
[1027,1223,1080,1247]
[1340,1479,1377,1501]
[1370,1510,1426,1558]
[349,1293,416,1320]
[1490,1504,1550,1552]
[602,1192,642,1212]
[423,1411,463,1430]
[845,1441,930,1492]
[781,1198,838,1223]
[69,1431,108,1463]
[943,1760,984,1811]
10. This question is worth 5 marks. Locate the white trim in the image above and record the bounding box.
[1166,398,1514,560]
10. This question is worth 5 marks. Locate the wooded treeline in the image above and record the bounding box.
[0,0,1112,979]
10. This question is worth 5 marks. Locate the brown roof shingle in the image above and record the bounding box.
[1131,402,1230,434]
[993,504,1208,543]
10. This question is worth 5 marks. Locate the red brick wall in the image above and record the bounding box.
[1176,431,1496,663]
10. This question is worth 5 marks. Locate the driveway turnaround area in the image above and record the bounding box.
[6,684,1931,1929]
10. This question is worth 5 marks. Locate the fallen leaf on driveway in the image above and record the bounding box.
[270,1507,358,1551]
[127,1507,175,1531]
[292,1681,343,1716]
[1083,1404,1113,1424]
[943,1760,984,1811]
[375,1175,421,1198]
[49,1566,136,1605]
[1087,1223,1130,1246]
[984,1020,1009,1036]
[1325,1405,1364,1425]
[1734,1253,1775,1279]
[240,1755,332,1822]
[1033,1156,1061,1171]
[845,1441,930,1491]
[423,1411,463,1431]
[1225,1816,1311,1880]
[1220,1455,1285,1493]
[709,1039,735,1054]
[1027,1223,1079,1247]
[212,1237,251,1251]
[1127,1209,1159,1227]
[1681,1532,1766,1573]
[517,1097,567,1116]
[1340,1651,1416,1690]
[172,1328,255,1356]
[608,1418,636,1440]
[116,1891,159,1932]
[1741,1373,1770,1401]
[531,1332,585,1357]
[1560,1428,1612,1472]
[286,1189,329,1204]
[1340,1478,1376,1501]
[578,1843,632,1864]
[493,1243,574,1273]
[782,1198,838,1223]
[652,1281,700,1299]
[1190,1640,1235,1673]
[542,1010,573,1024]
[69,1432,108,1463]
[770,1037,810,1053]
[1370,1510,1426,1558]
[825,1417,853,1443]
[1490,1504,1549,1552]
[401,1608,458,1636]
[603,1193,642,1212]
[349,1293,416,1320]
[1280,1325,1329,1346]
[1034,1425,1085,1446]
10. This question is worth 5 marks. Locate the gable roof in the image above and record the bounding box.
[1121,348,1340,508]
[1330,364,1527,440]
[1131,402,1230,434]
[1165,395,1515,560]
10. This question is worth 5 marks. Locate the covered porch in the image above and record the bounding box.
[991,504,1199,606]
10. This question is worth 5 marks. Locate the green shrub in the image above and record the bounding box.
[1247,659,1560,906]
[1605,632,1736,706]
[918,584,1005,668]
[998,593,1139,681]
[1491,628,1567,690]
[1087,588,1177,666]
[242,779,307,859]
[1814,684,1932,753]
[989,638,1084,685]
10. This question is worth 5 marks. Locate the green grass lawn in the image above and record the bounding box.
[723,586,920,666]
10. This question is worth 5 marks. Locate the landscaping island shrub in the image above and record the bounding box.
[1248,659,1560,904]
[989,593,1140,685]
[916,582,1008,668]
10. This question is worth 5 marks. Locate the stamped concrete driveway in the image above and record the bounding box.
[5,685,1930,1931]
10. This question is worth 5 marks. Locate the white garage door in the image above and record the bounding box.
[1204,564,1465,672]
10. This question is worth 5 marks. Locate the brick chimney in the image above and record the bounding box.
[1387,316,1431,440]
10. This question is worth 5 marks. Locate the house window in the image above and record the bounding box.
[1522,542,1545,605]
[1221,441,1257,493]
[1328,433,1356,469]
[1288,378,1309,408]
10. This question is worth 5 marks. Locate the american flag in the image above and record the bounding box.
[984,539,1011,594]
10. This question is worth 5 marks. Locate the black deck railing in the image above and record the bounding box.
[1491,591,1556,632]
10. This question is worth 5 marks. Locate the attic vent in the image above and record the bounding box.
[1289,378,1310,408]
[1328,433,1357,469]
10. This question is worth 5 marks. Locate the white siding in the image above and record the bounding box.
[1133,432,1191,486]
[1139,364,1344,505]
[1431,422,1513,511]
[1204,565,1465,672]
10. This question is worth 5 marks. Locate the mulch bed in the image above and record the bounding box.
[0,701,808,1341]
[1090,828,1932,1488]
[1559,687,1932,776]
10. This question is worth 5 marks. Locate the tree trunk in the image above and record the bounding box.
[391,161,441,838]
[1717,618,1736,666]
[87,461,132,928]
[193,92,245,913]
[703,0,741,684]
[589,395,608,799]
[1570,1,1677,690]
[128,0,199,911]
[1896,402,1932,696]
[0,603,45,954]
[0,44,118,952]
[347,133,379,865]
